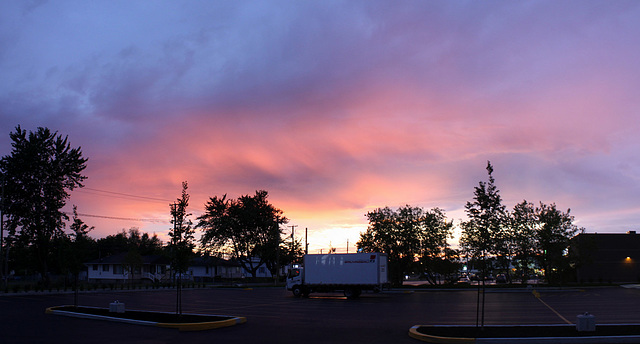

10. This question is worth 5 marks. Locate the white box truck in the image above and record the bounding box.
[286,253,388,298]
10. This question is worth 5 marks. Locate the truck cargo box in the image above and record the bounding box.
[303,253,388,285]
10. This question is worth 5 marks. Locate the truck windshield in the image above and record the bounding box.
[288,269,300,278]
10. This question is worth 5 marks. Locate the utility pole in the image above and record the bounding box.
[347,239,349,254]
[305,228,308,255]
[0,174,4,286]
[289,224,298,259]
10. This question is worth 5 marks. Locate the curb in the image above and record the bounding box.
[408,325,640,344]
[409,326,474,343]
[46,305,246,331]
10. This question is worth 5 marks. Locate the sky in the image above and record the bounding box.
[1,1,640,254]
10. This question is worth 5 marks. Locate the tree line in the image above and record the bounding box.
[0,127,583,288]
[357,161,583,286]
[0,126,300,287]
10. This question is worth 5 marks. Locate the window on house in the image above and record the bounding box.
[259,267,265,274]
[93,265,98,271]
[102,264,109,272]
[113,265,124,275]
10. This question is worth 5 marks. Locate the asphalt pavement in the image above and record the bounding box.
[2,286,640,344]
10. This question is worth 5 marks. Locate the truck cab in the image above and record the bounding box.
[286,267,307,297]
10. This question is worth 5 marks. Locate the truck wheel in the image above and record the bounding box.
[344,287,361,299]
[292,286,303,298]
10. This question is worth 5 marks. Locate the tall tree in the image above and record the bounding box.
[535,202,582,283]
[197,190,287,278]
[168,181,195,315]
[419,207,456,284]
[169,181,195,273]
[460,161,507,275]
[0,126,87,284]
[508,200,538,283]
[460,161,505,329]
[357,205,453,286]
[358,206,410,286]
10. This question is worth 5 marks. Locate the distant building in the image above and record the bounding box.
[571,231,640,283]
[85,253,171,283]
[239,257,291,279]
[85,253,243,283]
[187,256,243,282]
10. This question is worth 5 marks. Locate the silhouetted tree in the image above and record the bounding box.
[168,181,195,315]
[0,126,87,285]
[507,200,538,283]
[357,205,453,286]
[535,202,582,283]
[96,228,163,257]
[419,208,456,284]
[197,190,287,278]
[460,161,507,276]
[460,161,506,329]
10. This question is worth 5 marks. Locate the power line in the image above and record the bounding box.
[63,211,170,224]
[78,187,172,203]
[67,187,176,223]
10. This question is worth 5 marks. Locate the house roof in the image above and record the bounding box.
[190,256,241,267]
[85,253,238,267]
[85,252,170,265]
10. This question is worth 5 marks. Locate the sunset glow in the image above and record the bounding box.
[2,1,640,254]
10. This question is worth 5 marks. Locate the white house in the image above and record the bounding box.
[240,257,291,278]
[85,253,171,283]
[85,253,243,283]
[187,256,243,282]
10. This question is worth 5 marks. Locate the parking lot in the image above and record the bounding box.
[2,286,640,343]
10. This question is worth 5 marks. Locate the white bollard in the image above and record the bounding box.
[576,312,595,332]
[109,300,125,313]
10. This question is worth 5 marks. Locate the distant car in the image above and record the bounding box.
[457,276,470,284]
[496,274,507,284]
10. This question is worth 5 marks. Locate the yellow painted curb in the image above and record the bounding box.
[409,326,476,344]
[157,317,247,331]
[46,305,246,331]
